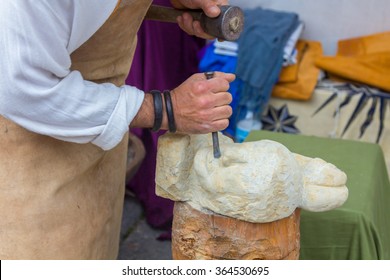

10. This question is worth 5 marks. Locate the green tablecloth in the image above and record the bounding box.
[246,130,390,260]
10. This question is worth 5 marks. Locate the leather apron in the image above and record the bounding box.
[0,0,152,259]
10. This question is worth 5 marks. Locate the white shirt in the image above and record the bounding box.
[0,0,145,150]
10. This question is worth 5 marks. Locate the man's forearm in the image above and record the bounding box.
[130,92,168,130]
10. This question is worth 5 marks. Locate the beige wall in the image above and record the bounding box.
[230,0,390,55]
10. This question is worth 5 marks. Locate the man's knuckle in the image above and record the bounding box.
[200,96,213,108]
[193,82,206,94]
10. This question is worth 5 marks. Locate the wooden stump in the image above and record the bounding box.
[172,201,300,260]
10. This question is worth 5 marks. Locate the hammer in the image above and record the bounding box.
[145,5,244,41]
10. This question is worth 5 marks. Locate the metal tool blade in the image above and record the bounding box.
[204,71,221,159]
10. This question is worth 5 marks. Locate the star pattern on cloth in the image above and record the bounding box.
[261,104,300,134]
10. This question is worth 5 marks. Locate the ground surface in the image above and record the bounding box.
[118,195,172,260]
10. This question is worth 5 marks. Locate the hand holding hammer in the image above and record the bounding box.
[145,4,244,41]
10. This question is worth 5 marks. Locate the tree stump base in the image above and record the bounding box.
[172,201,300,260]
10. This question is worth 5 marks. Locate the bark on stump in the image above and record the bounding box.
[172,201,300,260]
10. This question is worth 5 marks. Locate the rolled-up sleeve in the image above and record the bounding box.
[0,0,144,150]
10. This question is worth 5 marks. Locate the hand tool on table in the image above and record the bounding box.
[145,5,244,41]
[204,71,221,159]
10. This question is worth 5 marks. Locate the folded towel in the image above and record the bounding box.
[236,7,300,113]
[273,40,323,101]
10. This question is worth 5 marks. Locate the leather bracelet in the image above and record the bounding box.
[150,90,163,132]
[163,90,177,133]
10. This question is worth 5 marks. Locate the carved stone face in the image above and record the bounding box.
[156,134,348,223]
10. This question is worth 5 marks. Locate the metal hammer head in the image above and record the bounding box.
[200,6,244,41]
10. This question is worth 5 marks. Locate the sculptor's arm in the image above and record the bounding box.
[130,72,234,134]
[132,0,235,134]
[129,0,236,151]
[0,1,141,151]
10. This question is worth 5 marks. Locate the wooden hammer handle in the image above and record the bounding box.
[145,5,203,23]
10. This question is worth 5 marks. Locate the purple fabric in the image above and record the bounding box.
[126,0,205,230]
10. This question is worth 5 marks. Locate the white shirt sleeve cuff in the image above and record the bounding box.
[91,86,145,150]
